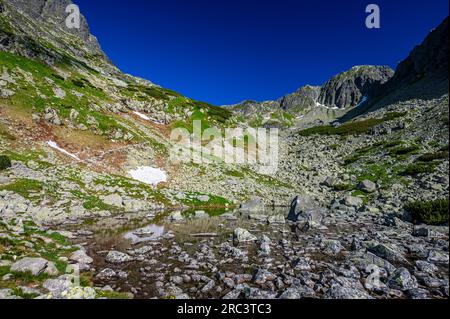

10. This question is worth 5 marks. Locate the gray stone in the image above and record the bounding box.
[368,244,409,265]
[197,195,210,202]
[287,195,315,221]
[233,228,257,243]
[407,288,431,299]
[70,250,93,264]
[105,251,133,264]
[427,250,449,265]
[0,289,20,299]
[388,268,418,291]
[170,211,184,222]
[343,196,364,208]
[193,211,209,219]
[323,177,337,188]
[96,268,117,280]
[11,257,56,276]
[253,269,276,285]
[278,286,316,299]
[43,277,73,295]
[44,107,62,126]
[321,239,343,256]
[357,180,377,193]
[415,260,438,275]
[325,285,373,299]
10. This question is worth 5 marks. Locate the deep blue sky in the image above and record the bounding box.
[75,0,449,105]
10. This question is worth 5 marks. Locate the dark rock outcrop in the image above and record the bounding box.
[279,85,321,112]
[383,17,449,100]
[343,17,449,120]
[318,66,394,109]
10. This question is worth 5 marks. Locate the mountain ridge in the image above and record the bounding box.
[228,65,394,128]
[342,16,449,121]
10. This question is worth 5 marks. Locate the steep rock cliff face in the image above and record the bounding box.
[377,17,449,103]
[317,66,394,109]
[344,17,449,120]
[279,85,321,112]
[0,0,111,72]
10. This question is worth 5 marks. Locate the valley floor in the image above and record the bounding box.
[0,95,449,299]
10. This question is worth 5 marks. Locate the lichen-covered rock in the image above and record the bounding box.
[233,228,257,243]
[11,257,57,276]
[388,268,418,291]
[105,251,133,264]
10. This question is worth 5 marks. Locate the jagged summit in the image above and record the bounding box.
[344,17,449,120]
[229,65,394,127]
[1,0,112,72]
[317,65,394,109]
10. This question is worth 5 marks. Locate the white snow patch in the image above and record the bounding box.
[133,111,151,121]
[47,141,80,161]
[132,111,165,124]
[356,96,368,107]
[128,166,167,186]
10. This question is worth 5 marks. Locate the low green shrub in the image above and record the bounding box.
[390,145,420,156]
[402,163,436,176]
[334,183,354,191]
[404,199,449,225]
[0,155,12,170]
[417,151,449,162]
[299,112,406,137]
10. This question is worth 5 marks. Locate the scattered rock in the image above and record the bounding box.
[388,268,418,291]
[357,180,377,193]
[69,250,93,265]
[105,251,133,264]
[233,228,258,244]
[343,196,364,208]
[11,257,57,276]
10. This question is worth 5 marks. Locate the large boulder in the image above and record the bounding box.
[233,228,257,244]
[368,244,409,265]
[105,251,133,264]
[287,196,326,227]
[388,268,418,291]
[69,250,93,265]
[357,180,377,193]
[343,196,364,208]
[287,195,315,222]
[44,107,62,126]
[11,257,57,276]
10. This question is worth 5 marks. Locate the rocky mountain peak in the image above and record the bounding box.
[318,65,394,109]
[344,17,449,119]
[1,0,110,71]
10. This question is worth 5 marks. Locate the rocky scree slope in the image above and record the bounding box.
[0,0,297,209]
